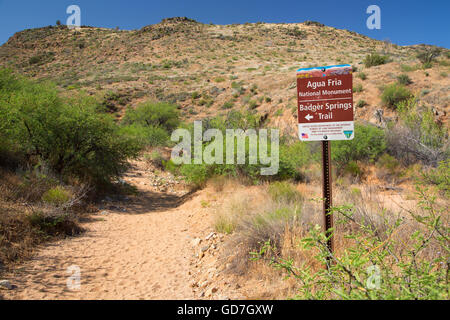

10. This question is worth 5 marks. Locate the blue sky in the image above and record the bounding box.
[0,0,448,48]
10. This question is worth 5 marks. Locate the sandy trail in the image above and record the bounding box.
[3,163,197,300]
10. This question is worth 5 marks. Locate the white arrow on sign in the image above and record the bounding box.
[305,114,314,121]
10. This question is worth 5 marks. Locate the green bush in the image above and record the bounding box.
[356,100,367,108]
[357,72,367,80]
[119,124,169,148]
[252,187,449,299]
[0,69,142,186]
[122,101,180,132]
[343,161,362,177]
[176,112,310,187]
[416,48,441,66]
[400,64,419,72]
[353,83,363,92]
[420,160,450,197]
[42,186,71,206]
[222,100,234,109]
[364,53,388,67]
[268,182,303,203]
[332,123,386,172]
[396,74,412,85]
[386,98,448,166]
[376,153,400,173]
[397,98,447,150]
[381,83,413,109]
[27,211,82,237]
[278,141,312,181]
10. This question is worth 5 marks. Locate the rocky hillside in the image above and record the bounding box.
[1,17,449,135]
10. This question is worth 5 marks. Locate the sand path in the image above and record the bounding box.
[2,163,198,300]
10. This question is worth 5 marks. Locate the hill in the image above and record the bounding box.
[1,17,449,135]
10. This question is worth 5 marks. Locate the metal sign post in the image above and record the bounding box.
[322,140,333,261]
[296,64,354,265]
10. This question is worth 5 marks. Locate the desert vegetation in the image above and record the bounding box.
[0,18,448,300]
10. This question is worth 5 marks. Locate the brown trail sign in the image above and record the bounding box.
[296,65,354,263]
[297,65,354,141]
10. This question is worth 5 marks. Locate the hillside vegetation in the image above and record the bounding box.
[0,18,449,300]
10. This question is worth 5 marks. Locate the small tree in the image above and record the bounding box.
[417,47,441,67]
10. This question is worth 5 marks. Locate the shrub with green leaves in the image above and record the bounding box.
[396,74,412,85]
[0,69,142,186]
[268,181,303,203]
[420,160,450,197]
[386,98,448,166]
[42,186,71,206]
[332,123,386,172]
[381,83,413,109]
[416,47,441,66]
[357,72,367,80]
[251,186,449,300]
[176,111,311,187]
[356,100,367,108]
[122,101,179,132]
[364,53,388,67]
[353,83,364,92]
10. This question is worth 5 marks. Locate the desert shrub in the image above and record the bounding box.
[376,153,401,181]
[122,101,179,132]
[268,181,303,203]
[6,170,59,203]
[357,72,367,80]
[248,100,258,109]
[222,100,234,109]
[420,160,450,197]
[343,160,362,177]
[303,20,324,27]
[144,149,166,169]
[27,211,82,237]
[215,214,236,234]
[386,98,448,166]
[356,100,367,108]
[180,163,209,189]
[176,112,309,187]
[353,83,363,92]
[41,186,71,206]
[332,123,386,172]
[381,83,413,109]
[251,186,449,300]
[278,141,312,181]
[191,91,200,99]
[376,153,400,173]
[119,124,169,148]
[28,52,55,65]
[400,64,419,72]
[364,53,388,67]
[416,47,441,66]
[396,74,412,85]
[0,207,83,267]
[0,69,142,186]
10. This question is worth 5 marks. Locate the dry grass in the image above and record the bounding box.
[212,179,448,298]
[0,168,88,272]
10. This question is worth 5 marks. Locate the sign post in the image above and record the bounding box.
[296,65,354,262]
